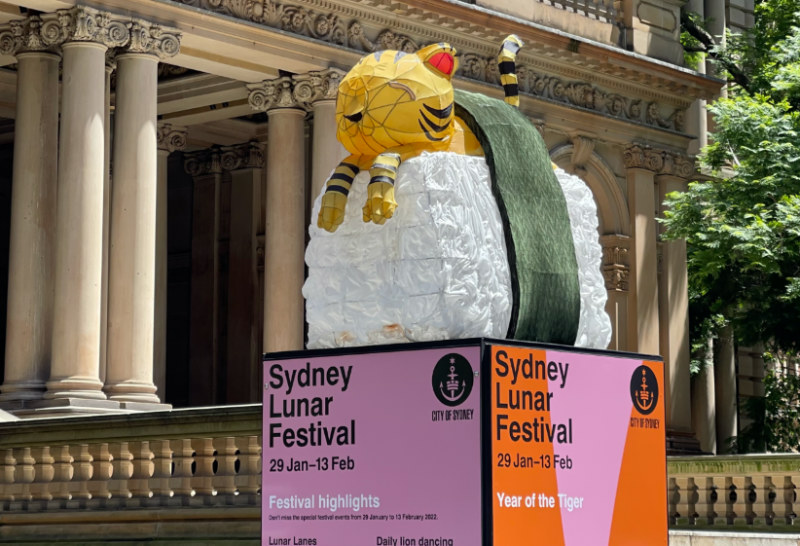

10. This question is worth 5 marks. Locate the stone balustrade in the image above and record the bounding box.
[539,0,616,23]
[668,454,800,531]
[2,407,800,539]
[0,405,261,512]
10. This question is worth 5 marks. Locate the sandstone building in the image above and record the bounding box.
[0,0,730,541]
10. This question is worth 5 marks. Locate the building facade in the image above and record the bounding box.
[0,0,728,541]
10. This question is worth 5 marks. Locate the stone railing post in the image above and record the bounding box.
[191,438,216,503]
[88,443,112,502]
[169,438,195,502]
[67,444,91,506]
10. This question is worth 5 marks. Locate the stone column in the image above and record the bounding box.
[295,69,347,203]
[105,23,180,405]
[185,148,224,405]
[692,337,717,453]
[47,8,131,402]
[656,155,696,434]
[248,77,310,353]
[715,324,738,453]
[154,123,188,402]
[100,53,115,388]
[0,18,60,404]
[623,145,661,356]
[222,142,264,403]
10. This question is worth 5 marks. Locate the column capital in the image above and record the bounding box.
[157,123,188,153]
[295,68,346,104]
[220,141,265,171]
[121,19,181,59]
[623,144,695,178]
[54,6,130,48]
[0,14,65,55]
[247,76,308,113]
[184,147,223,177]
[247,69,345,113]
[184,142,265,175]
[0,7,181,57]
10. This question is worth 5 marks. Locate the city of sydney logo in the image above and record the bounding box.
[432,353,474,407]
[630,365,658,415]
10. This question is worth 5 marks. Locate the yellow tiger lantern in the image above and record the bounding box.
[318,41,503,231]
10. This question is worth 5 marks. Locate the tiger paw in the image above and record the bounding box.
[362,181,397,225]
[317,190,348,232]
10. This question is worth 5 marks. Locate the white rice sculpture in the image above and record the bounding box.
[304,154,612,350]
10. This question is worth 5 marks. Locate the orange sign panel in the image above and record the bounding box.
[489,344,666,545]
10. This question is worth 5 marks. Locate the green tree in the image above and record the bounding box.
[665,1,800,352]
[668,0,800,452]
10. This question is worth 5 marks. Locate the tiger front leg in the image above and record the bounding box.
[363,152,401,225]
[317,158,361,232]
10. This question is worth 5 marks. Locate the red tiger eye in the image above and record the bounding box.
[429,52,454,75]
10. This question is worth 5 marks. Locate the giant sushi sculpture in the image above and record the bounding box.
[304,36,611,350]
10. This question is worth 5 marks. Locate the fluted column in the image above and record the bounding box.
[296,69,347,203]
[0,17,61,403]
[47,8,131,401]
[105,24,180,404]
[154,124,187,403]
[248,76,310,352]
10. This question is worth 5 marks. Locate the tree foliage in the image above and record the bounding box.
[664,1,800,352]
[735,365,800,453]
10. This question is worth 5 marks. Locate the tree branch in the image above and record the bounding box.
[681,9,752,93]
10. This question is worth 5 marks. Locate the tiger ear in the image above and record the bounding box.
[417,43,458,80]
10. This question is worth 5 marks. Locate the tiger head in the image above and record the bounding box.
[336,43,459,156]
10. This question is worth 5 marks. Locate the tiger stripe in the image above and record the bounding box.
[369,152,401,186]
[497,34,524,108]
[324,161,360,196]
[423,102,453,119]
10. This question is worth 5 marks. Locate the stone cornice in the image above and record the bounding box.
[247,70,344,112]
[623,144,695,178]
[157,123,188,152]
[0,7,181,59]
[166,0,719,134]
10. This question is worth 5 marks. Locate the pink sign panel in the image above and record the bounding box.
[262,346,482,546]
